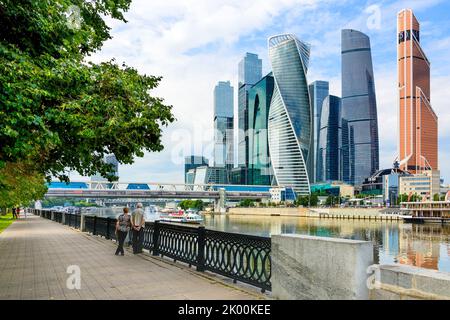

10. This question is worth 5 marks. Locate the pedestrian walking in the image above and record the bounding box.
[131,203,145,254]
[115,207,131,256]
[12,207,17,219]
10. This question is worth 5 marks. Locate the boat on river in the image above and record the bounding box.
[158,209,203,224]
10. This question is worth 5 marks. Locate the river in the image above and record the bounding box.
[87,207,450,273]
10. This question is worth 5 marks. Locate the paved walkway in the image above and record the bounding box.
[0,214,263,300]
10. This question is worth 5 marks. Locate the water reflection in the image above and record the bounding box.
[85,207,450,273]
[203,214,450,273]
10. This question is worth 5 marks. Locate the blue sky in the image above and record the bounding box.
[72,0,450,184]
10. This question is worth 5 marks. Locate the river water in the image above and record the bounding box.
[88,207,450,273]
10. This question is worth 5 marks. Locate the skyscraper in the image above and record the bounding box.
[238,53,262,181]
[309,81,329,183]
[184,156,208,183]
[214,81,234,174]
[317,95,342,182]
[248,73,275,185]
[397,9,438,173]
[341,29,379,186]
[268,34,312,195]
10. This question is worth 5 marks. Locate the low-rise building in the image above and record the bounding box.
[398,170,440,201]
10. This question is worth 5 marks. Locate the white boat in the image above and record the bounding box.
[159,209,203,224]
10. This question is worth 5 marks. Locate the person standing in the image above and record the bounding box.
[115,207,131,256]
[11,207,17,219]
[131,203,145,254]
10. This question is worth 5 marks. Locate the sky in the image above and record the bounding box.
[70,0,450,184]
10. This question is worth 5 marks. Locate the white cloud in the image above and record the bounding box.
[76,0,450,184]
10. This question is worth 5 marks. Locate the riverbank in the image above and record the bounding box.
[226,207,401,221]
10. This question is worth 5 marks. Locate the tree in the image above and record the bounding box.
[0,0,174,183]
[433,193,440,202]
[0,162,48,213]
[238,199,255,207]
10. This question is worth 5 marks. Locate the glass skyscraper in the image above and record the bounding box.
[184,156,208,183]
[214,81,234,173]
[268,34,312,195]
[308,81,329,183]
[341,29,379,186]
[238,53,262,179]
[248,73,275,186]
[317,95,342,182]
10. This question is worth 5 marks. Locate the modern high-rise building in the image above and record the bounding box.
[317,95,342,182]
[341,29,380,186]
[397,9,438,173]
[213,81,234,173]
[309,81,329,183]
[268,34,312,195]
[238,53,262,180]
[248,73,275,186]
[184,156,208,183]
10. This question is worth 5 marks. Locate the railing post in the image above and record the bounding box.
[51,211,55,221]
[106,218,111,239]
[61,212,65,224]
[196,226,206,272]
[93,216,97,235]
[80,214,85,232]
[152,220,160,256]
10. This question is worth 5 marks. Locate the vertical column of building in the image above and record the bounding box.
[309,81,329,184]
[397,9,438,174]
[213,81,234,183]
[341,29,379,186]
[237,53,262,184]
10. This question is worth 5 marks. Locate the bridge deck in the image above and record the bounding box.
[0,214,262,300]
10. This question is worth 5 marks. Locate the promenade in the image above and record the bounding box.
[0,214,263,300]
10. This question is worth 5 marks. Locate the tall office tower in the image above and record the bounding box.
[91,154,119,187]
[268,34,312,195]
[397,9,438,173]
[184,156,209,183]
[238,53,262,184]
[309,81,329,183]
[317,95,342,182]
[248,73,275,185]
[341,29,379,186]
[213,81,234,175]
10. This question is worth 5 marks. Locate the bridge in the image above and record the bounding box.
[45,181,277,212]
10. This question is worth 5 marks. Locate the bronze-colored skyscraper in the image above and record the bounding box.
[398,9,438,173]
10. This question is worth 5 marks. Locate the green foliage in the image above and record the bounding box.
[0,0,174,182]
[397,193,422,204]
[0,212,14,233]
[178,200,205,211]
[0,162,48,209]
[237,199,255,207]
[295,194,319,207]
[433,193,440,202]
[325,195,341,206]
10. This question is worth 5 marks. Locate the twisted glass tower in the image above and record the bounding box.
[268,34,312,195]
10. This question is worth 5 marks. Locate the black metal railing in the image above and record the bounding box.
[32,209,272,292]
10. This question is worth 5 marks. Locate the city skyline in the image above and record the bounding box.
[69,0,450,184]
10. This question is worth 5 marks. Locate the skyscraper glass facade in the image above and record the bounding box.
[317,95,342,182]
[184,156,209,183]
[341,29,379,186]
[248,74,275,186]
[268,34,312,195]
[214,81,234,172]
[238,53,262,176]
[238,53,263,87]
[308,81,329,183]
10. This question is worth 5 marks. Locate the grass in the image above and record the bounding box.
[0,213,14,233]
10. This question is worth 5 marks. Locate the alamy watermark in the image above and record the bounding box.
[66,265,81,290]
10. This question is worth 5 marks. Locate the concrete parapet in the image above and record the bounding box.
[370,264,450,300]
[271,234,373,300]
